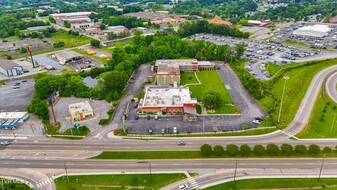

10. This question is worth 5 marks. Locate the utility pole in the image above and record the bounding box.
[318,154,325,182]
[202,115,205,133]
[278,76,289,123]
[64,163,69,182]
[233,158,238,183]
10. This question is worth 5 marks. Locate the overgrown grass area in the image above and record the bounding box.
[0,178,32,190]
[100,39,133,54]
[265,63,281,76]
[49,30,92,48]
[54,173,186,190]
[73,48,108,65]
[298,91,337,138]
[233,59,337,129]
[0,81,4,86]
[181,71,238,114]
[205,178,337,190]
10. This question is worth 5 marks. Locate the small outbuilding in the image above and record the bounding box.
[54,51,83,65]
[0,59,24,77]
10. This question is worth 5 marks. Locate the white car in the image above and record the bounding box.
[177,184,188,190]
[1,141,10,145]
[253,119,261,124]
[173,127,177,133]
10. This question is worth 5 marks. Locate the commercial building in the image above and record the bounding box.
[50,12,95,20]
[68,101,94,122]
[137,86,197,115]
[0,112,28,129]
[0,59,24,77]
[208,15,233,27]
[53,51,83,65]
[155,59,214,85]
[248,20,272,27]
[293,24,331,37]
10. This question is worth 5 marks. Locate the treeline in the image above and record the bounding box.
[178,20,249,38]
[251,0,337,21]
[171,0,258,18]
[0,14,49,38]
[201,143,333,157]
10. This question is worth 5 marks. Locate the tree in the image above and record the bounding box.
[295,145,307,155]
[240,144,251,156]
[309,144,320,155]
[20,47,27,53]
[27,98,49,120]
[213,145,225,156]
[202,90,224,110]
[201,144,212,155]
[48,16,56,24]
[64,20,71,28]
[226,144,239,156]
[323,147,332,154]
[133,29,143,44]
[107,32,118,40]
[253,145,265,156]
[100,23,106,30]
[90,39,100,48]
[266,144,279,156]
[235,43,245,59]
[281,144,293,155]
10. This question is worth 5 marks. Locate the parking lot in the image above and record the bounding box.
[0,79,35,111]
[190,34,337,80]
[0,114,45,137]
[67,56,102,72]
[124,64,266,134]
[50,97,111,134]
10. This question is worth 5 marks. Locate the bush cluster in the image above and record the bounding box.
[200,143,333,157]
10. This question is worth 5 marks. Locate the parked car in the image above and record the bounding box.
[253,119,261,124]
[148,128,153,134]
[173,127,177,133]
[177,184,188,190]
[1,141,10,145]
[161,129,165,134]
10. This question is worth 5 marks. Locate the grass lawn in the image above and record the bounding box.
[181,71,238,114]
[44,120,90,140]
[180,72,199,84]
[298,91,337,138]
[54,173,186,190]
[205,178,337,190]
[0,81,4,86]
[265,63,281,76]
[233,59,337,129]
[283,40,309,48]
[73,48,108,65]
[49,30,92,48]
[0,178,32,190]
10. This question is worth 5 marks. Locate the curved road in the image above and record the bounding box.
[326,71,337,103]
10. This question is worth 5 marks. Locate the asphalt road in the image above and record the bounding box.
[326,71,337,103]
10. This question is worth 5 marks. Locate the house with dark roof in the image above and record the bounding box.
[0,59,23,77]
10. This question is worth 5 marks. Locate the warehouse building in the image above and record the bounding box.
[293,24,331,37]
[68,101,94,122]
[50,12,96,20]
[54,51,83,65]
[0,112,29,129]
[0,59,24,77]
[137,86,197,115]
[155,59,214,85]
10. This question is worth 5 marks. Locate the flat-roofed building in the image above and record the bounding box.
[0,59,24,77]
[50,12,96,20]
[155,59,214,85]
[293,24,331,37]
[138,86,197,115]
[0,112,28,128]
[68,101,94,122]
[54,51,83,65]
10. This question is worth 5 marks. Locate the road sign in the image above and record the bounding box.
[27,45,33,52]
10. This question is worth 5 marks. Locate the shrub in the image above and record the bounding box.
[266,144,279,156]
[323,147,332,154]
[253,145,265,156]
[226,144,239,156]
[242,125,249,130]
[309,144,320,155]
[200,144,212,156]
[53,42,64,48]
[90,39,100,48]
[295,145,307,155]
[240,144,251,156]
[281,144,293,155]
[213,145,225,156]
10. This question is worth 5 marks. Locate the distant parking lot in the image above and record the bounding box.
[0,79,35,111]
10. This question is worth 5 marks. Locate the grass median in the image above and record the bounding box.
[205,178,337,190]
[55,173,186,190]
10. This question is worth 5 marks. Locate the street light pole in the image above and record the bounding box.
[278,76,289,123]
[318,154,325,182]
[64,163,69,182]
